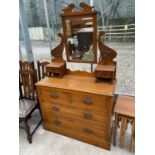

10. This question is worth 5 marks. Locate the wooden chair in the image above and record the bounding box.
[37,60,50,81]
[19,60,35,70]
[19,69,42,143]
[113,95,135,152]
[19,72,23,98]
[19,60,36,96]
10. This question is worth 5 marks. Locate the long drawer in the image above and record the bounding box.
[43,112,107,140]
[43,122,110,149]
[41,102,108,128]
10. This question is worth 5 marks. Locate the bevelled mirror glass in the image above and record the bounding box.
[61,3,97,63]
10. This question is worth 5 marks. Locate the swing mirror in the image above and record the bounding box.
[61,3,97,63]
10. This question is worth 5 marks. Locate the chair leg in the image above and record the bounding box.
[23,119,32,144]
[37,103,43,121]
[27,114,31,119]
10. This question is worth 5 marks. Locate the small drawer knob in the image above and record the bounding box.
[83,97,92,105]
[84,128,92,134]
[83,112,93,119]
[54,119,61,125]
[52,106,59,112]
[50,91,57,98]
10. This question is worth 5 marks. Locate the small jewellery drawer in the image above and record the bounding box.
[44,113,107,140]
[71,93,112,113]
[42,102,107,127]
[39,87,69,105]
[96,71,114,78]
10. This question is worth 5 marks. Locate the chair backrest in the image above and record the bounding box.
[37,61,50,80]
[20,69,38,100]
[19,72,23,98]
[19,60,34,70]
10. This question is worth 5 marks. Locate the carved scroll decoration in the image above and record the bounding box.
[98,31,117,64]
[79,2,94,12]
[62,3,75,14]
[62,2,96,15]
[51,33,64,62]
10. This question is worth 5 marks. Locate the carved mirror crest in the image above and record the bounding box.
[61,3,97,63]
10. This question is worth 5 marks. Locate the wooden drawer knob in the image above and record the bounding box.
[83,112,93,119]
[84,128,92,134]
[50,91,57,98]
[83,97,92,105]
[54,119,61,125]
[52,106,59,112]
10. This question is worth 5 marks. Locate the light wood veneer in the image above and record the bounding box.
[36,71,116,150]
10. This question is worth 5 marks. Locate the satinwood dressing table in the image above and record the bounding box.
[36,3,117,150]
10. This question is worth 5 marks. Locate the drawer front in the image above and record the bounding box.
[42,102,108,128]
[71,92,111,113]
[39,87,69,105]
[44,112,107,140]
[95,71,114,78]
[46,67,58,73]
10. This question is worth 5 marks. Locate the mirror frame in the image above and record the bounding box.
[61,3,97,63]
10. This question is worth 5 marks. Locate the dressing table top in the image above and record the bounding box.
[36,70,116,96]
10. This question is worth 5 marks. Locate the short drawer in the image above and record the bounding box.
[71,93,112,113]
[39,87,69,105]
[44,112,107,140]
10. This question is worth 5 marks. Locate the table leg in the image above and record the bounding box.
[130,119,135,152]
[113,113,118,146]
[120,116,127,147]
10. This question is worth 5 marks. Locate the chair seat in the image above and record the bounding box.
[19,99,38,118]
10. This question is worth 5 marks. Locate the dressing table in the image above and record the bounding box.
[36,3,117,150]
